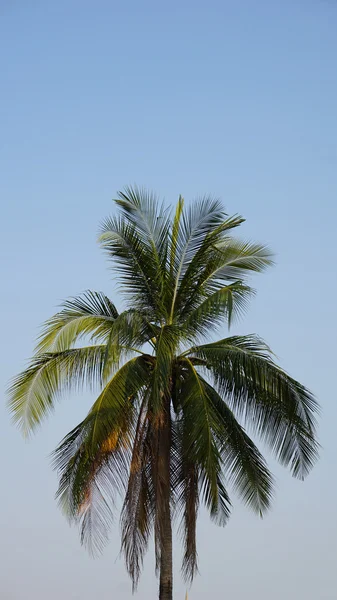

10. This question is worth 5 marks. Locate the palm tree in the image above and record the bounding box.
[8,188,319,600]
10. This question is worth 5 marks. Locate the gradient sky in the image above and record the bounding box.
[1,1,337,599]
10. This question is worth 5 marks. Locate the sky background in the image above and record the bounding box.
[1,1,337,598]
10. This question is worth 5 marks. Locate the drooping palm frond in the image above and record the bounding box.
[179,462,199,583]
[35,291,119,353]
[53,419,130,556]
[178,358,231,526]
[173,414,199,583]
[53,355,154,555]
[8,346,106,435]
[201,378,274,516]
[184,335,319,479]
[88,355,154,451]
[121,396,155,589]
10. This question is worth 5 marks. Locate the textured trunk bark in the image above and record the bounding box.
[158,399,173,600]
[159,500,173,600]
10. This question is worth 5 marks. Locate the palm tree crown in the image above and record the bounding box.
[8,188,319,600]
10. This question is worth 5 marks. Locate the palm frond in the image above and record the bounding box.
[88,355,154,451]
[173,416,199,584]
[102,309,158,379]
[180,463,198,583]
[170,195,184,277]
[212,239,274,281]
[35,291,118,353]
[121,398,155,589]
[115,186,171,262]
[149,325,181,414]
[53,419,131,556]
[8,346,106,435]
[115,186,172,313]
[185,335,319,479]
[180,282,253,342]
[177,239,272,324]
[98,216,165,316]
[53,355,154,556]
[175,214,246,317]
[201,378,274,515]
[179,358,231,526]
[169,196,226,322]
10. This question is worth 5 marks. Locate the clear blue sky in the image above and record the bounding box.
[1,1,336,598]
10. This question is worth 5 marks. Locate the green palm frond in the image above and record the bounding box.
[201,378,274,515]
[179,358,231,526]
[53,356,154,556]
[99,217,163,315]
[114,186,172,313]
[213,239,274,281]
[185,335,319,479]
[173,419,199,583]
[150,325,181,414]
[176,239,272,323]
[169,196,226,322]
[180,282,253,342]
[174,214,246,315]
[115,186,171,264]
[54,419,130,556]
[88,355,154,451]
[180,462,199,583]
[35,291,119,353]
[170,195,184,278]
[121,398,155,589]
[8,346,106,435]
[102,309,158,379]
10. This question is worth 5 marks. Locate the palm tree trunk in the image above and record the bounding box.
[158,398,173,600]
[159,497,173,600]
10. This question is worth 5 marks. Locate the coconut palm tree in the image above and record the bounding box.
[8,188,319,600]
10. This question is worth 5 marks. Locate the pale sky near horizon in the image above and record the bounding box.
[1,1,337,599]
